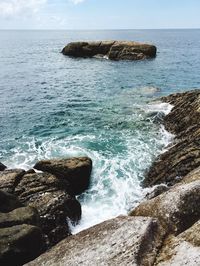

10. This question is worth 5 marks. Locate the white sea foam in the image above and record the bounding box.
[144,101,174,115]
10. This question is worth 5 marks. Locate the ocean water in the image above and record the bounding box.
[0,29,200,232]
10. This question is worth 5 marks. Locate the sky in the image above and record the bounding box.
[0,0,200,30]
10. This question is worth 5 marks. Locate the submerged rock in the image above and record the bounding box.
[155,220,200,266]
[130,178,200,235]
[34,157,92,195]
[62,41,157,61]
[0,162,7,171]
[0,224,44,266]
[144,89,200,187]
[26,216,164,266]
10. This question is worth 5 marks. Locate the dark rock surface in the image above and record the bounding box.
[0,224,44,266]
[144,90,200,187]
[34,157,92,195]
[62,41,157,61]
[0,169,25,194]
[0,162,7,171]
[26,216,165,266]
[0,190,22,213]
[14,171,81,247]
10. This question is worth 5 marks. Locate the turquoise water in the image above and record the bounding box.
[0,29,200,231]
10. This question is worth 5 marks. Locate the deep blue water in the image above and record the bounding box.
[0,29,200,231]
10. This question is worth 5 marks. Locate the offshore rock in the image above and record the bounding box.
[144,90,200,187]
[0,190,22,213]
[62,41,157,61]
[155,220,200,266]
[0,162,7,171]
[0,169,25,194]
[26,216,165,266]
[0,224,44,266]
[34,157,92,195]
[14,172,81,247]
[130,179,200,235]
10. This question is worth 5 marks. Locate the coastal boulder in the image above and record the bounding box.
[130,179,200,234]
[155,220,200,265]
[0,224,44,266]
[14,172,81,247]
[0,162,7,171]
[0,190,22,213]
[34,157,92,195]
[0,169,25,194]
[62,41,157,61]
[26,216,165,266]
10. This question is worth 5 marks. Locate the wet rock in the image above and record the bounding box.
[130,180,200,235]
[144,90,200,187]
[0,169,25,194]
[0,162,7,171]
[15,172,81,247]
[155,220,200,265]
[0,224,44,266]
[62,41,157,61]
[0,190,22,213]
[0,206,40,228]
[34,157,92,195]
[26,216,165,266]
[145,184,169,200]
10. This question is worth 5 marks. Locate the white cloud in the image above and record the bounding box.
[0,0,47,17]
[70,0,85,5]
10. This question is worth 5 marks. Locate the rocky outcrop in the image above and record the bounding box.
[62,41,157,61]
[34,157,92,195]
[26,216,165,266]
[0,224,44,266]
[143,90,200,187]
[155,220,200,265]
[0,162,7,171]
[0,169,25,194]
[0,190,22,213]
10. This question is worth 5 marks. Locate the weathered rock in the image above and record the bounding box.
[0,162,7,171]
[0,224,44,266]
[0,169,25,194]
[130,180,200,235]
[0,190,22,213]
[144,90,200,187]
[34,157,92,195]
[26,216,165,266]
[62,41,157,61]
[14,172,81,247]
[155,220,200,265]
[145,184,169,200]
[0,206,40,228]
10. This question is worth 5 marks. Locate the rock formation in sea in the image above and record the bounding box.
[0,157,92,265]
[24,89,200,266]
[62,41,157,60]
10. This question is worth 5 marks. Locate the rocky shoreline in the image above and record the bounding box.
[62,41,157,61]
[0,90,199,265]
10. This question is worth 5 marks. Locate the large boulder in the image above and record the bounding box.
[130,179,200,235]
[62,41,157,61]
[155,220,200,265]
[0,169,25,194]
[143,90,200,187]
[14,172,81,247]
[34,157,92,195]
[0,190,22,213]
[26,216,165,266]
[0,162,7,171]
[0,224,44,266]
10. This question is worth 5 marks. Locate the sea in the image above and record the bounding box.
[0,29,200,232]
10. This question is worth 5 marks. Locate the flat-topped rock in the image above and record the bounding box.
[62,41,157,61]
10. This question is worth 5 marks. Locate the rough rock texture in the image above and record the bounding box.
[14,172,81,247]
[130,180,200,234]
[0,162,7,171]
[62,41,157,61]
[155,220,200,266]
[26,216,165,266]
[0,169,25,194]
[0,206,40,228]
[144,90,200,187]
[0,224,44,266]
[0,190,22,213]
[34,157,92,195]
